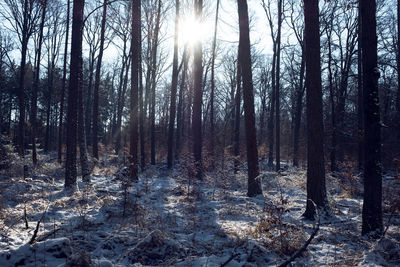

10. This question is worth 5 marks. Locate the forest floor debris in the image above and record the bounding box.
[0,153,399,266]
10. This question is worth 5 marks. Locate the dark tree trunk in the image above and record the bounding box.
[209,0,220,165]
[175,48,188,159]
[237,0,262,197]
[58,0,71,163]
[327,25,337,172]
[139,19,146,170]
[129,0,141,181]
[275,0,282,172]
[92,0,108,159]
[360,0,383,236]
[267,42,276,166]
[32,0,47,165]
[65,0,85,190]
[396,0,400,135]
[192,0,203,178]
[167,0,180,169]
[303,0,327,219]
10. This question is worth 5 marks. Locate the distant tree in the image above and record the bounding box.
[192,0,203,178]
[65,0,85,190]
[303,0,328,219]
[275,0,283,172]
[237,0,262,197]
[167,0,180,169]
[360,0,383,236]
[129,0,141,181]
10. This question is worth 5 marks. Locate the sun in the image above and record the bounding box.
[179,15,207,46]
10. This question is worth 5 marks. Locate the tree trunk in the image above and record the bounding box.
[209,0,220,165]
[92,0,108,159]
[327,25,337,172]
[65,0,85,190]
[175,47,188,159]
[167,0,180,169]
[275,0,282,172]
[267,42,276,166]
[192,0,203,178]
[293,46,305,167]
[237,0,262,197]
[233,48,241,174]
[357,5,364,171]
[139,20,146,170]
[32,0,47,164]
[58,0,71,163]
[129,0,141,181]
[303,0,327,219]
[360,0,383,236]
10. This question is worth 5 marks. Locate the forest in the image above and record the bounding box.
[0,0,399,266]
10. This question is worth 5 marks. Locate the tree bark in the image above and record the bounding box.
[357,4,364,171]
[237,0,262,197]
[360,0,383,236]
[233,47,241,174]
[65,0,85,190]
[303,0,327,219]
[275,0,282,172]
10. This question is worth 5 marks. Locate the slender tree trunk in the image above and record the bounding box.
[65,0,85,190]
[267,42,276,166]
[303,0,327,219]
[139,20,146,170]
[237,0,262,197]
[192,0,203,178]
[327,27,337,172]
[293,46,305,167]
[150,0,162,165]
[58,0,71,163]
[209,0,220,165]
[176,48,188,159]
[233,49,241,174]
[32,0,47,164]
[92,0,107,159]
[275,0,282,172]
[167,0,180,169]
[360,0,382,236]
[129,0,141,181]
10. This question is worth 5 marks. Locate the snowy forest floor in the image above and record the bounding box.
[0,149,400,266]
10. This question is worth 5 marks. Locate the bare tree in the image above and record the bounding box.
[237,0,263,197]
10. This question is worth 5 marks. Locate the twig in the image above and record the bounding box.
[278,201,320,267]
[28,205,49,245]
[220,253,239,267]
[36,228,61,243]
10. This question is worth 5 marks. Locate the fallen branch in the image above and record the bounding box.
[220,253,239,267]
[278,201,320,267]
[37,228,61,243]
[28,205,49,245]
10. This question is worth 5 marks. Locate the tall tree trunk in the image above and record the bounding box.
[65,0,85,190]
[150,0,162,165]
[129,0,141,181]
[361,0,382,236]
[139,20,146,170]
[167,0,180,169]
[275,0,282,172]
[92,0,108,159]
[397,0,400,133]
[175,48,188,159]
[303,0,327,219]
[192,0,203,178]
[237,0,262,197]
[32,0,47,164]
[58,0,71,163]
[233,48,241,174]
[267,42,276,166]
[209,0,220,165]
[293,46,305,167]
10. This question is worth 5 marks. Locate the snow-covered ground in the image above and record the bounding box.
[0,153,399,266]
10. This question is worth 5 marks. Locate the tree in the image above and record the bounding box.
[31,0,47,165]
[237,0,262,197]
[129,0,141,181]
[58,0,71,163]
[303,0,328,219]
[167,0,180,169]
[275,0,283,172]
[360,0,383,236]
[65,0,85,190]
[192,0,203,178]
[92,0,108,159]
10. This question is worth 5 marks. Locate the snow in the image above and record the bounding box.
[0,154,399,266]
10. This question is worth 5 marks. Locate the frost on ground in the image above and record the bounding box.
[0,152,399,266]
